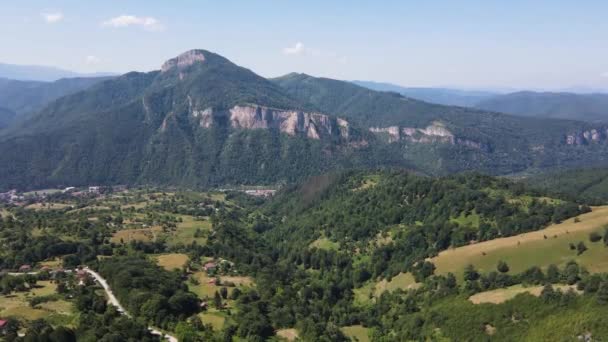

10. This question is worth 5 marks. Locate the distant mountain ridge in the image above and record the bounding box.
[0,62,116,82]
[475,91,608,122]
[0,76,113,127]
[352,80,498,107]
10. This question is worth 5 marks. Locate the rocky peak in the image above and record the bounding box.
[161,50,207,72]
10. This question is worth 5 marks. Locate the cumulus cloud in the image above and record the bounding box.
[282,42,347,64]
[283,42,306,56]
[85,55,101,65]
[102,15,164,31]
[42,11,63,23]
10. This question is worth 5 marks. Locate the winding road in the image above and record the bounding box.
[83,267,179,342]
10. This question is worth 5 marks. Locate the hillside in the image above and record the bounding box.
[0,50,384,190]
[0,106,15,129]
[274,73,608,175]
[0,76,112,119]
[476,91,608,122]
[4,51,608,190]
[352,80,497,107]
[524,167,608,203]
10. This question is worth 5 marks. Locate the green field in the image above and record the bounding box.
[309,237,339,251]
[341,325,370,342]
[468,284,578,304]
[355,272,419,304]
[198,312,226,331]
[156,253,189,271]
[167,215,211,246]
[433,206,608,279]
[0,281,75,324]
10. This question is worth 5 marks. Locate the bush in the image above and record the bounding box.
[589,232,602,243]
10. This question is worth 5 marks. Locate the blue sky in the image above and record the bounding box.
[1,0,607,90]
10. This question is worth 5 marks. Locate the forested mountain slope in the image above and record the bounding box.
[0,76,112,119]
[476,91,608,122]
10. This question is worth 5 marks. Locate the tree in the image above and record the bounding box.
[463,264,479,281]
[220,287,228,299]
[546,264,560,284]
[497,260,509,273]
[214,291,223,309]
[577,241,588,255]
[589,232,602,243]
[597,282,608,304]
[541,284,557,302]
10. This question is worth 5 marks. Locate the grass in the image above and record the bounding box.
[110,226,163,243]
[468,284,579,304]
[199,312,225,331]
[189,272,254,299]
[156,253,189,271]
[353,174,381,191]
[25,202,71,210]
[0,281,75,323]
[432,206,608,280]
[276,328,299,341]
[341,325,370,342]
[309,237,339,251]
[355,272,419,304]
[450,211,481,228]
[167,215,211,246]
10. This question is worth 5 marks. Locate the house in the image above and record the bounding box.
[203,262,217,273]
[19,265,32,273]
[88,186,101,194]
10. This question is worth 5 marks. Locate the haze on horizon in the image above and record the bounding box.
[1,0,607,91]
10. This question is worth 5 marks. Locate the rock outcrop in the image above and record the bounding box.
[370,121,485,150]
[161,50,206,73]
[565,128,608,145]
[191,104,351,140]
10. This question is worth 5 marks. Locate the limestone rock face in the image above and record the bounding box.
[370,121,485,150]
[161,50,206,72]
[190,104,351,140]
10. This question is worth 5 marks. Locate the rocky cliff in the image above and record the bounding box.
[191,104,351,140]
[370,121,486,150]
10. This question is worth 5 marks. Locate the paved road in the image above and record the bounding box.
[83,267,178,342]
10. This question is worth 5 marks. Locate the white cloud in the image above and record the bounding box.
[85,55,101,65]
[42,12,63,24]
[282,42,347,64]
[283,42,306,56]
[102,15,164,31]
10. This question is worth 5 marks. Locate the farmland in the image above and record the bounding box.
[433,206,608,279]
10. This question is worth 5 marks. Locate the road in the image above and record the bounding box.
[83,267,178,342]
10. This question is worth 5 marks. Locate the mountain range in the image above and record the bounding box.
[355,81,608,122]
[2,49,608,190]
[0,62,116,82]
[0,76,112,127]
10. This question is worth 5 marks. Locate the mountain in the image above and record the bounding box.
[352,80,497,107]
[0,62,116,82]
[476,91,608,122]
[0,76,113,121]
[0,106,15,129]
[3,50,608,191]
[274,73,608,174]
[0,50,384,190]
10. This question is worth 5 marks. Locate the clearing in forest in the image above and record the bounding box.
[469,284,579,304]
[156,253,189,271]
[355,272,420,304]
[433,206,608,279]
[341,325,370,342]
[110,226,163,243]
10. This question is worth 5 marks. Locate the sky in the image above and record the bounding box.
[1,0,607,90]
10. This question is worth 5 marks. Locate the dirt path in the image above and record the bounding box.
[84,267,178,342]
